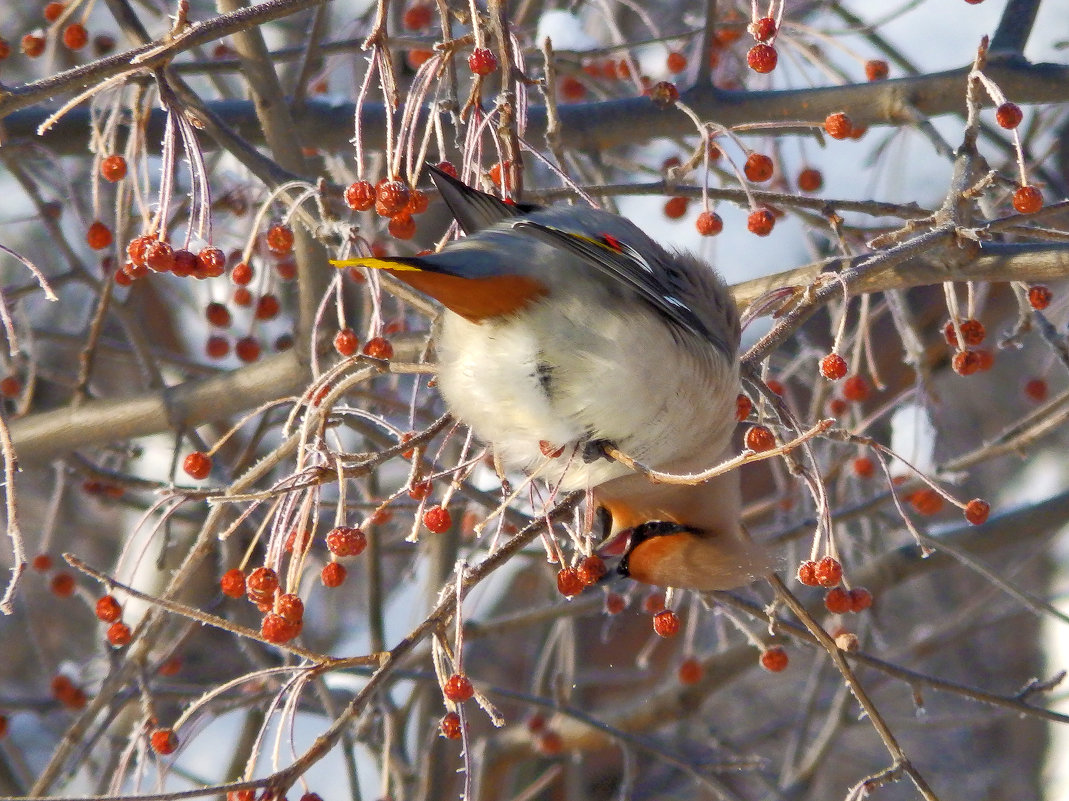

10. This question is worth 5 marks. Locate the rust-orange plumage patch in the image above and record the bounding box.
[386,269,548,322]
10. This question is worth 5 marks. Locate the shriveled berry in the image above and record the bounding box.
[1028,285,1052,310]
[745,424,776,452]
[440,711,462,739]
[744,152,774,182]
[468,47,497,75]
[274,593,304,624]
[796,560,819,586]
[820,353,848,380]
[95,594,122,623]
[759,646,789,671]
[1013,185,1043,214]
[87,221,112,250]
[150,728,178,755]
[557,567,584,597]
[824,587,851,614]
[363,336,394,359]
[423,505,452,533]
[965,498,990,525]
[952,350,981,376]
[220,568,246,598]
[107,621,132,647]
[577,555,607,585]
[695,210,723,236]
[197,247,226,277]
[752,16,777,41]
[943,318,985,347]
[321,561,347,587]
[266,224,294,254]
[652,609,681,637]
[842,374,870,403]
[824,112,852,139]
[648,80,679,108]
[100,155,127,182]
[735,393,752,421]
[435,161,458,178]
[848,587,873,612]
[344,179,376,212]
[145,240,175,272]
[747,208,775,236]
[995,102,1022,130]
[326,526,366,557]
[183,451,212,480]
[814,556,842,588]
[746,43,777,73]
[444,673,474,702]
[406,188,430,215]
[678,657,703,684]
[797,167,823,192]
[261,612,299,643]
[246,566,279,604]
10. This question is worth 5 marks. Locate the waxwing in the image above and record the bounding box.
[333,166,770,591]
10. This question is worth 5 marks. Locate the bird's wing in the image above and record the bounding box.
[511,219,712,341]
[426,164,541,235]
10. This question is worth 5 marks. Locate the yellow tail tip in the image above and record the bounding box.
[329,257,421,272]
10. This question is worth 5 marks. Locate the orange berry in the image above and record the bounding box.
[559,75,586,102]
[402,3,433,30]
[261,612,299,643]
[150,728,178,755]
[44,2,66,22]
[255,294,280,320]
[205,301,231,328]
[642,591,666,613]
[333,328,359,356]
[321,562,347,587]
[538,730,564,754]
[235,336,261,363]
[1013,185,1043,214]
[423,505,452,533]
[797,167,823,192]
[220,568,246,598]
[819,353,847,380]
[144,240,175,272]
[440,711,462,739]
[735,393,752,421]
[62,23,89,51]
[747,208,775,236]
[274,593,304,625]
[759,646,789,671]
[910,487,944,516]
[746,43,777,73]
[824,112,853,139]
[326,526,366,557]
[652,609,680,637]
[796,560,819,586]
[577,555,607,585]
[678,657,704,684]
[51,572,75,596]
[695,210,723,236]
[952,350,981,376]
[95,594,122,623]
[363,336,394,359]
[964,498,990,525]
[0,375,20,398]
[266,223,294,254]
[1028,285,1052,310]
[663,196,689,219]
[556,567,584,597]
[666,51,688,73]
[744,152,774,182]
[744,424,776,452]
[751,17,777,42]
[106,621,132,647]
[943,318,986,347]
[87,221,112,250]
[183,451,212,480]
[864,59,889,81]
[443,673,474,702]
[853,456,875,478]
[32,553,53,572]
[246,566,279,605]
[823,587,851,614]
[995,102,1022,129]
[100,154,127,182]
[814,556,842,588]
[231,261,253,284]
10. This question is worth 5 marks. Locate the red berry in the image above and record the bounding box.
[388,213,416,240]
[95,594,122,623]
[423,505,452,533]
[797,167,823,192]
[183,451,212,480]
[87,221,112,250]
[796,560,819,586]
[321,562,347,587]
[22,34,46,58]
[205,302,231,328]
[952,350,981,376]
[408,479,432,500]
[678,657,704,684]
[32,553,53,572]
[126,235,153,267]
[964,498,990,525]
[406,188,430,215]
[100,154,127,182]
[220,568,246,598]
[231,261,253,284]
[666,51,688,73]
[556,567,584,597]
[747,208,775,236]
[402,3,433,30]
[106,621,132,647]
[261,612,299,643]
[246,566,279,605]
[235,336,261,363]
[1028,285,1052,310]
[44,2,66,22]
[274,593,304,624]
[1013,185,1043,214]
[648,80,679,108]
[910,487,944,516]
[853,456,875,478]
[538,730,564,754]
[145,240,175,272]
[197,247,226,277]
[695,210,723,236]
[759,646,789,671]
[943,319,986,347]
[995,102,1022,129]
[363,336,394,359]
[864,60,889,81]
[744,152,774,182]
[440,711,462,739]
[652,609,681,637]
[326,526,367,557]
[604,592,627,615]
[172,248,197,277]
[664,196,689,219]
[842,374,870,402]
[334,328,358,356]
[266,223,294,254]
[848,587,873,612]
[814,556,842,588]
[344,180,376,211]
[825,112,852,139]
[745,424,776,452]
[62,23,89,51]
[255,294,280,320]
[539,440,565,457]
[443,673,474,702]
[735,393,752,421]
[0,376,21,398]
[468,47,498,76]
[576,555,607,585]
[751,17,777,42]
[746,44,777,73]
[559,75,586,102]
[1024,377,1048,402]
[819,353,848,380]
[150,728,178,755]
[642,592,666,613]
[435,161,458,178]
[766,379,785,396]
[824,587,851,614]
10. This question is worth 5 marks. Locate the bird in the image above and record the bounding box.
[332,166,770,591]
